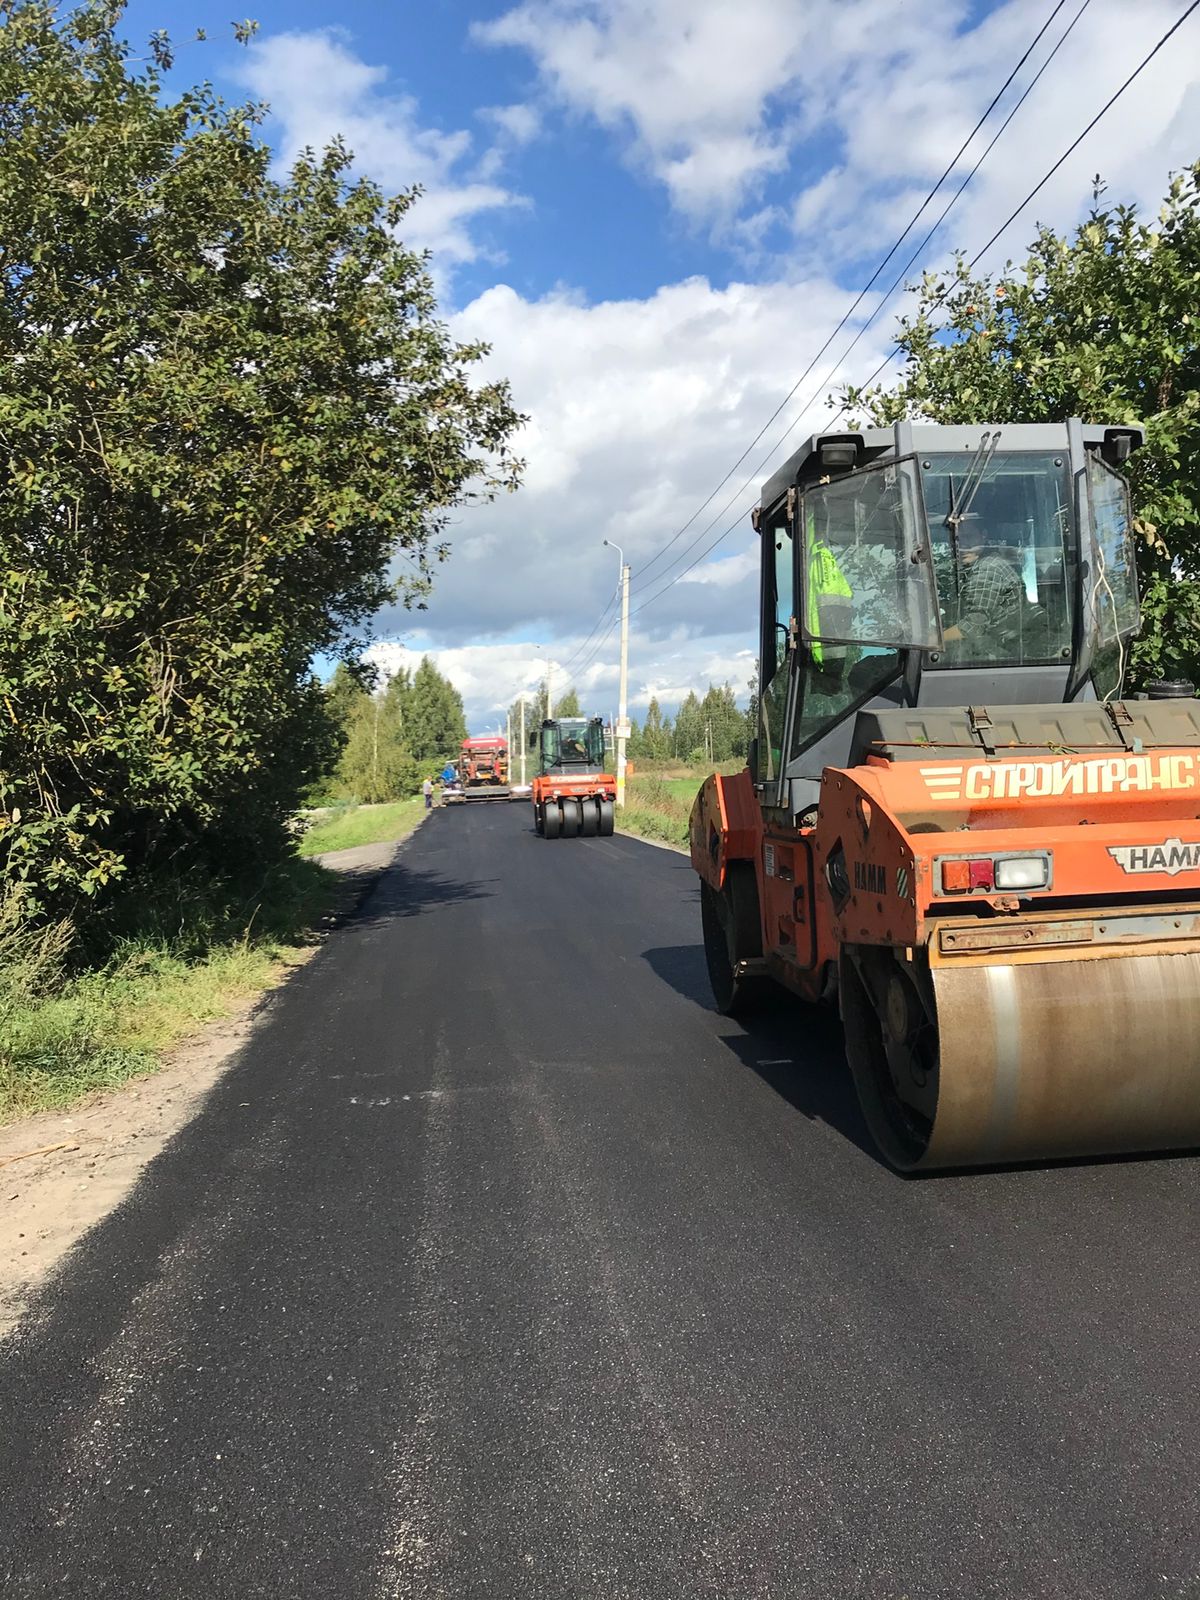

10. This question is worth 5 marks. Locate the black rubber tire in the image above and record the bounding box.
[543,801,561,840]
[580,798,599,837]
[700,868,767,1018]
[840,946,936,1174]
[598,798,615,836]
[534,803,544,835]
[561,798,580,839]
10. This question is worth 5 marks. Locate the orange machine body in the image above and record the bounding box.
[530,769,616,808]
[692,743,1200,1002]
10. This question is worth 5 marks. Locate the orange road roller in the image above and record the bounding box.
[690,418,1200,1170]
[532,716,617,838]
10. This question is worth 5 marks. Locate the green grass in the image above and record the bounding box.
[298,796,425,857]
[657,777,708,808]
[616,774,702,849]
[0,857,334,1123]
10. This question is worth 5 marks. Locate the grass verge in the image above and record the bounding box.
[0,857,334,1123]
[298,797,425,857]
[615,775,703,850]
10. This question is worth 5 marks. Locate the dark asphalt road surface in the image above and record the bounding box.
[4,802,1200,1598]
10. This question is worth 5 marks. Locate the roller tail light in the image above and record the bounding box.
[936,853,1051,896]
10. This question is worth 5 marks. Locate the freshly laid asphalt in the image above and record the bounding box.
[3,801,1200,1599]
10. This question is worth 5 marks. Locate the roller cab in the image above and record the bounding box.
[691,417,1200,1170]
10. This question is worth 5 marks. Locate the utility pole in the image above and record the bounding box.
[603,539,631,809]
[545,661,553,723]
[519,695,526,785]
[617,562,630,806]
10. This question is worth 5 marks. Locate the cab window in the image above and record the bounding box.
[922,450,1073,667]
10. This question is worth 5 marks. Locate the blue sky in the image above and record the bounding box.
[119,0,1199,727]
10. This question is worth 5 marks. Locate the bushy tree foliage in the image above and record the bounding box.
[668,683,747,764]
[313,667,419,804]
[633,696,672,762]
[388,657,467,764]
[842,163,1200,687]
[0,1,522,914]
[338,694,420,805]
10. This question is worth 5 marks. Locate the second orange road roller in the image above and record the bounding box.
[532,715,617,837]
[690,416,1200,1171]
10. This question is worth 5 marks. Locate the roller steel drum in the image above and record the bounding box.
[843,947,1200,1171]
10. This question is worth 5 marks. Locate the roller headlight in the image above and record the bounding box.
[993,855,1050,891]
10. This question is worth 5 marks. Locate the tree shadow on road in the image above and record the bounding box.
[641,942,881,1165]
[346,857,496,924]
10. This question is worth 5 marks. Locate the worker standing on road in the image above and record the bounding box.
[423,776,434,811]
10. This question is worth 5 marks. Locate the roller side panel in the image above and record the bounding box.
[688,769,759,892]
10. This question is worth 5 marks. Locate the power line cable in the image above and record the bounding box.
[554,583,620,678]
[632,0,1073,582]
[633,0,1194,620]
[629,0,1090,612]
[559,611,623,687]
[842,0,1199,405]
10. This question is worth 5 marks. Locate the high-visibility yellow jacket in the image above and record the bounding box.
[806,534,853,666]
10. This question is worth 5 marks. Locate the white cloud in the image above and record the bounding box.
[242,4,1200,735]
[476,102,543,181]
[233,29,524,266]
[363,271,890,728]
[677,548,759,587]
[784,0,1200,281]
[481,102,542,147]
[474,0,810,219]
[475,0,1200,263]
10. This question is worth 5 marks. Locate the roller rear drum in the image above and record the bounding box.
[841,944,1200,1171]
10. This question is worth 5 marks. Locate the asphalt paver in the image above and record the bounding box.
[3,802,1200,1598]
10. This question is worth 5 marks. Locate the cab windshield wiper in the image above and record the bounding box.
[945,430,1001,532]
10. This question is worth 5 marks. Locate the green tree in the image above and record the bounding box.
[326,663,368,732]
[382,666,412,747]
[302,663,367,804]
[700,682,746,762]
[403,657,467,764]
[0,1,523,915]
[842,163,1200,687]
[522,681,583,725]
[636,696,671,762]
[674,691,703,761]
[336,692,419,803]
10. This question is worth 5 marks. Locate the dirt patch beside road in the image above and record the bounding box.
[0,832,415,1339]
[0,1007,261,1339]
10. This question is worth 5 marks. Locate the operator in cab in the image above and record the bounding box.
[942,514,1026,659]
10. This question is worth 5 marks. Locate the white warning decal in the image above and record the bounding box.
[1108,838,1200,876]
[920,754,1198,803]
